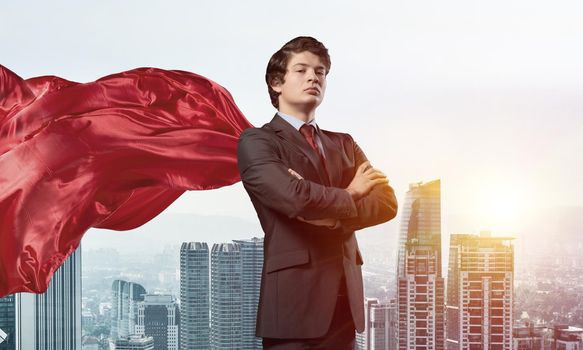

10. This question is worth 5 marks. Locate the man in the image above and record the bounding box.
[237,36,398,349]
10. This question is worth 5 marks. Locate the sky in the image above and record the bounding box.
[1,0,582,244]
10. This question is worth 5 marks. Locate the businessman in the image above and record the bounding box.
[237,36,398,349]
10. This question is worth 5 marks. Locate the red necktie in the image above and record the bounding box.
[299,124,330,184]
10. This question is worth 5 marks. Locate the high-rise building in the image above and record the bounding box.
[397,180,444,350]
[111,280,146,341]
[211,243,242,349]
[0,295,15,350]
[233,237,263,350]
[14,247,82,350]
[115,334,155,350]
[446,232,514,350]
[136,294,179,350]
[180,242,210,350]
[181,238,263,350]
[357,298,398,350]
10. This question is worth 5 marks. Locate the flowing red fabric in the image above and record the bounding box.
[0,65,253,296]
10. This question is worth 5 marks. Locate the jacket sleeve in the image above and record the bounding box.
[338,136,398,232]
[237,128,358,220]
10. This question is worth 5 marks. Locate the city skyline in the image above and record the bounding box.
[2,205,582,349]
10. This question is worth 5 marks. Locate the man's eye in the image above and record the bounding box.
[296,69,305,73]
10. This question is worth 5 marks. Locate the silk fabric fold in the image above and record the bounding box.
[0,65,253,296]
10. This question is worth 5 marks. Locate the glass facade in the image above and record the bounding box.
[397,180,445,350]
[15,247,81,350]
[111,280,146,341]
[180,242,210,349]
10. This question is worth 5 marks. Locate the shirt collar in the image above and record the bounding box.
[277,111,320,133]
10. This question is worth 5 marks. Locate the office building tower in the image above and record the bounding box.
[115,335,155,350]
[14,247,82,350]
[397,180,444,350]
[549,325,583,350]
[233,237,263,350]
[180,242,210,350]
[0,295,15,350]
[136,294,179,350]
[211,243,242,349]
[446,232,514,350]
[180,238,263,349]
[111,280,146,341]
[357,298,398,350]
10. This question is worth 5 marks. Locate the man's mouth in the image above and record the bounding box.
[304,87,320,95]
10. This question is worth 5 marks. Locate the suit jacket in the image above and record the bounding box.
[237,114,398,339]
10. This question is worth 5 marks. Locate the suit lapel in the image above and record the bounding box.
[268,114,329,185]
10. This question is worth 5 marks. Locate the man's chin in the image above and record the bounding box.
[301,97,323,109]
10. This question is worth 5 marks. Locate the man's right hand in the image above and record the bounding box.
[345,161,388,201]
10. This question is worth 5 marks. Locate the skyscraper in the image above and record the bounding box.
[14,246,82,350]
[357,298,398,350]
[0,295,15,350]
[180,242,210,350]
[233,237,263,350]
[111,280,146,341]
[210,243,242,349]
[446,232,514,350]
[397,179,444,350]
[181,238,263,350]
[136,294,179,350]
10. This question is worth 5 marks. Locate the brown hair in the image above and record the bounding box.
[265,36,331,109]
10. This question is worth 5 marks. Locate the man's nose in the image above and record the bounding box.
[307,70,319,83]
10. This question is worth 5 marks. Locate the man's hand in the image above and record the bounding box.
[346,161,388,201]
[288,168,304,180]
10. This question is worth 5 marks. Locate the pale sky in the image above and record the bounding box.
[1,0,582,240]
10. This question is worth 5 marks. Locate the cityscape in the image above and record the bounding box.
[1,179,583,350]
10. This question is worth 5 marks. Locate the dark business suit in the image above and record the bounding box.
[237,114,397,343]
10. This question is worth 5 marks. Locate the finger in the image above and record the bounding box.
[372,178,389,186]
[288,168,303,180]
[366,171,386,180]
[364,166,381,176]
[357,161,370,173]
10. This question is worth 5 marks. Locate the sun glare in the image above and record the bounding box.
[472,181,529,235]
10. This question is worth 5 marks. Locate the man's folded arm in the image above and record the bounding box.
[338,137,398,232]
[237,128,357,221]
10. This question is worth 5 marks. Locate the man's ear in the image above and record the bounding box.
[270,78,283,93]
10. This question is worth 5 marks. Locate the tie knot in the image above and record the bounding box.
[300,124,315,139]
[299,124,320,153]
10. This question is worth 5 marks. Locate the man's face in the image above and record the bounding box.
[271,51,327,112]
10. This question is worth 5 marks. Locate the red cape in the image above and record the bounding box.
[0,65,253,296]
